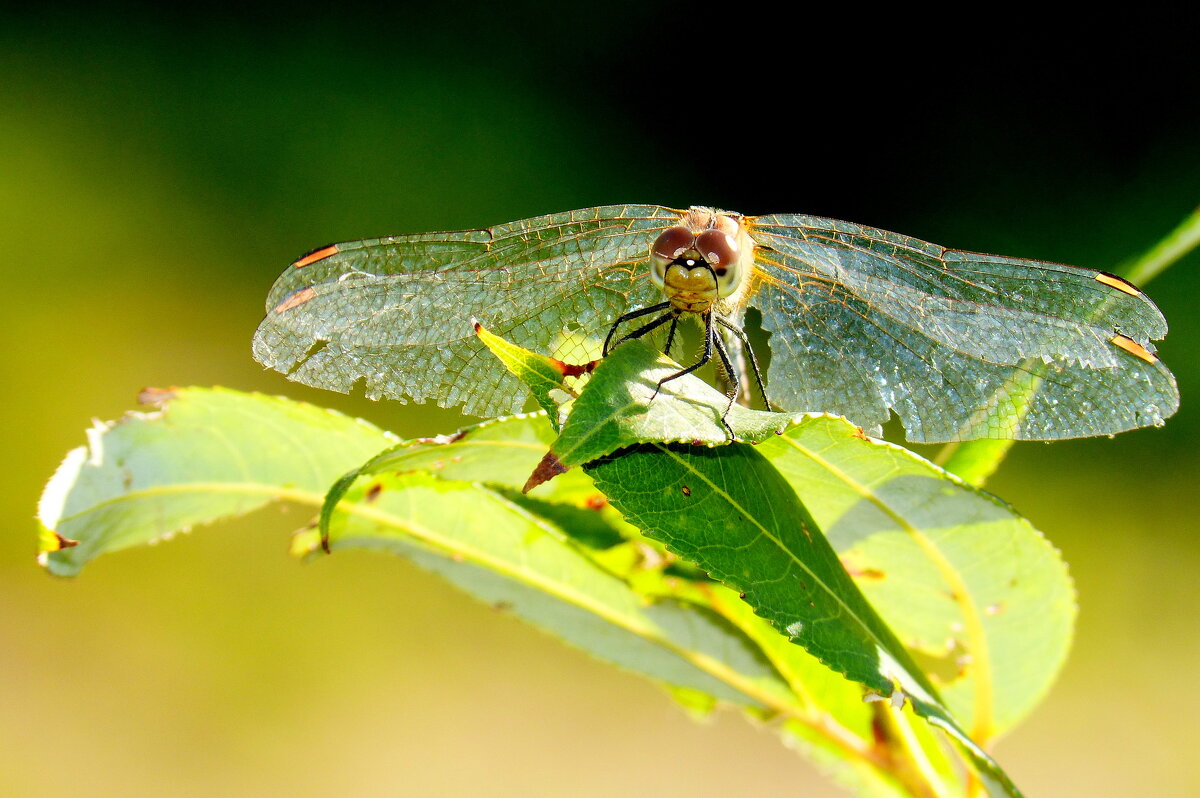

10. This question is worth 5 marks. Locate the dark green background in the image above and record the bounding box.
[4,8,1197,796]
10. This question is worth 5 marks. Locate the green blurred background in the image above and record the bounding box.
[4,7,1197,796]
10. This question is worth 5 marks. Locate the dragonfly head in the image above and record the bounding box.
[650,210,750,313]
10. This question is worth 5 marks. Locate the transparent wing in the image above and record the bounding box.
[747,214,1179,442]
[253,205,679,417]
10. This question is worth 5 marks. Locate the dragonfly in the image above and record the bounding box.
[253,205,1178,442]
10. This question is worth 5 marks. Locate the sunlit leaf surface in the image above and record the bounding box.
[37,388,396,576]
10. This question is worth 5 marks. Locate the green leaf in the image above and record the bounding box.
[37,387,396,576]
[331,412,559,487]
[474,322,582,426]
[931,439,1013,487]
[302,413,943,792]
[39,383,1064,795]
[373,407,1069,752]
[1118,203,1200,286]
[307,406,985,790]
[690,582,960,798]
[757,416,1074,740]
[315,412,605,546]
[586,444,1023,797]
[480,326,1062,788]
[550,339,799,466]
[478,334,803,492]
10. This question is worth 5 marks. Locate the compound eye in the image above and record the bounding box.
[652,226,695,261]
[696,229,739,272]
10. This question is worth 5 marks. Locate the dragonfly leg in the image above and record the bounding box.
[652,313,714,400]
[715,315,773,411]
[711,331,739,439]
[606,309,676,359]
[663,313,681,357]
[603,301,672,356]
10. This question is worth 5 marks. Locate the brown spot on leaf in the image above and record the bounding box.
[842,563,887,580]
[137,386,178,405]
[294,244,339,268]
[549,358,598,378]
[870,712,889,747]
[53,532,80,550]
[582,494,608,511]
[273,286,318,314]
[523,451,569,493]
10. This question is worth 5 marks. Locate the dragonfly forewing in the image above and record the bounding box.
[747,215,1178,441]
[253,205,678,417]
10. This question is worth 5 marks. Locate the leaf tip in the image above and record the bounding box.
[36,525,80,569]
[523,451,568,493]
[289,527,326,559]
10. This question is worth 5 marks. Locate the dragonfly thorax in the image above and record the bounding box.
[649,208,754,315]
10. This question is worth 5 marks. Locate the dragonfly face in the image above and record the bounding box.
[649,208,754,313]
[254,204,1179,443]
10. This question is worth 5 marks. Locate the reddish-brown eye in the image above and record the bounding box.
[652,226,695,261]
[696,228,738,267]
